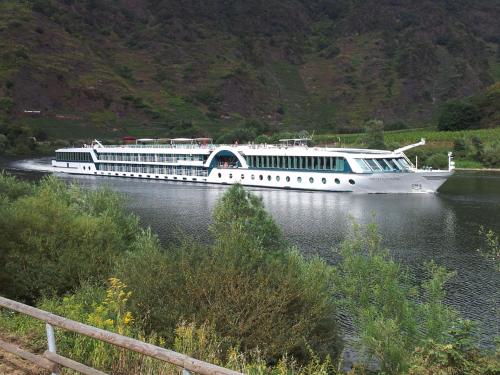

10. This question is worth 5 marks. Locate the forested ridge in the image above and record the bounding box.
[0,0,499,139]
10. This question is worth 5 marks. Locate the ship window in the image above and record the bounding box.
[309,177,314,183]
[355,159,371,172]
[297,176,302,183]
[251,174,255,180]
[349,179,355,185]
[335,178,340,184]
[267,175,271,181]
[397,158,411,170]
[365,159,382,171]
[322,178,326,184]
[218,173,221,178]
[377,159,392,171]
[385,159,401,170]
[241,174,245,179]
[276,176,280,182]
[286,176,290,182]
[229,173,233,179]
[259,175,263,180]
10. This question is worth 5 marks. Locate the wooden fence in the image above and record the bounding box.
[0,296,243,375]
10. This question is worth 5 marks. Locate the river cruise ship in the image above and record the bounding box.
[52,138,454,193]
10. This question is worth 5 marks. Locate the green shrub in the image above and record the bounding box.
[215,127,257,144]
[438,101,481,131]
[425,153,448,169]
[117,185,342,363]
[363,119,386,149]
[334,222,458,373]
[0,176,141,302]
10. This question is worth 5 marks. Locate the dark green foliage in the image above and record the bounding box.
[425,153,448,169]
[453,138,467,156]
[438,101,481,131]
[117,185,341,362]
[215,127,256,144]
[116,65,134,81]
[409,320,500,374]
[1,0,499,137]
[0,98,14,115]
[363,119,386,149]
[385,120,408,131]
[0,175,140,302]
[335,222,459,373]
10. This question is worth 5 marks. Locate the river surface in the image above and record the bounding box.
[2,157,499,349]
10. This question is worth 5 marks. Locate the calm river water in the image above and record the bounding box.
[2,157,500,348]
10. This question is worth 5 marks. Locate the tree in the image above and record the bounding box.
[363,119,386,149]
[335,221,459,373]
[438,101,481,131]
[118,185,342,362]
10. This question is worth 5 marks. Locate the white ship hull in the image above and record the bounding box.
[51,160,452,194]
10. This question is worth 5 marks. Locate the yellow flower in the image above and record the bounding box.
[123,311,134,325]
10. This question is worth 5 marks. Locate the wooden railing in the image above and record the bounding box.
[0,296,243,375]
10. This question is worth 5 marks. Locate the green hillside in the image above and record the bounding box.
[0,0,499,140]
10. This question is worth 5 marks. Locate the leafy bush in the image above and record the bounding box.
[425,153,448,169]
[334,222,459,373]
[363,119,386,149]
[409,320,499,375]
[215,127,257,144]
[438,101,481,131]
[117,185,342,363]
[0,176,141,302]
[385,120,408,131]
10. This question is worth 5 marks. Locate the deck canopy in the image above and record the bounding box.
[279,138,311,147]
[136,138,155,143]
[171,138,194,144]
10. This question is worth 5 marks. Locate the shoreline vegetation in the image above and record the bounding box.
[0,173,498,374]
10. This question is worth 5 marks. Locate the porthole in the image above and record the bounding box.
[322,178,326,184]
[241,174,245,179]
[286,176,290,182]
[335,178,340,184]
[309,177,314,183]
[349,179,355,185]
[218,173,222,178]
[229,173,233,179]
[251,174,255,180]
[267,175,272,181]
[276,176,280,182]
[297,177,302,183]
[259,175,263,180]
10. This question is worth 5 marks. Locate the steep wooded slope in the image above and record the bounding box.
[0,0,499,138]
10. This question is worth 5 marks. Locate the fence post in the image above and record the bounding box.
[46,323,59,375]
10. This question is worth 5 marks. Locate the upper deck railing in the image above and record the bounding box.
[0,296,243,375]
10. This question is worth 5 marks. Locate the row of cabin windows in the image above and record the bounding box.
[245,155,348,172]
[219,172,356,186]
[96,153,207,162]
[56,152,92,162]
[96,163,208,177]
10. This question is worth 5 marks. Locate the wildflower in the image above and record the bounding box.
[123,311,134,325]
